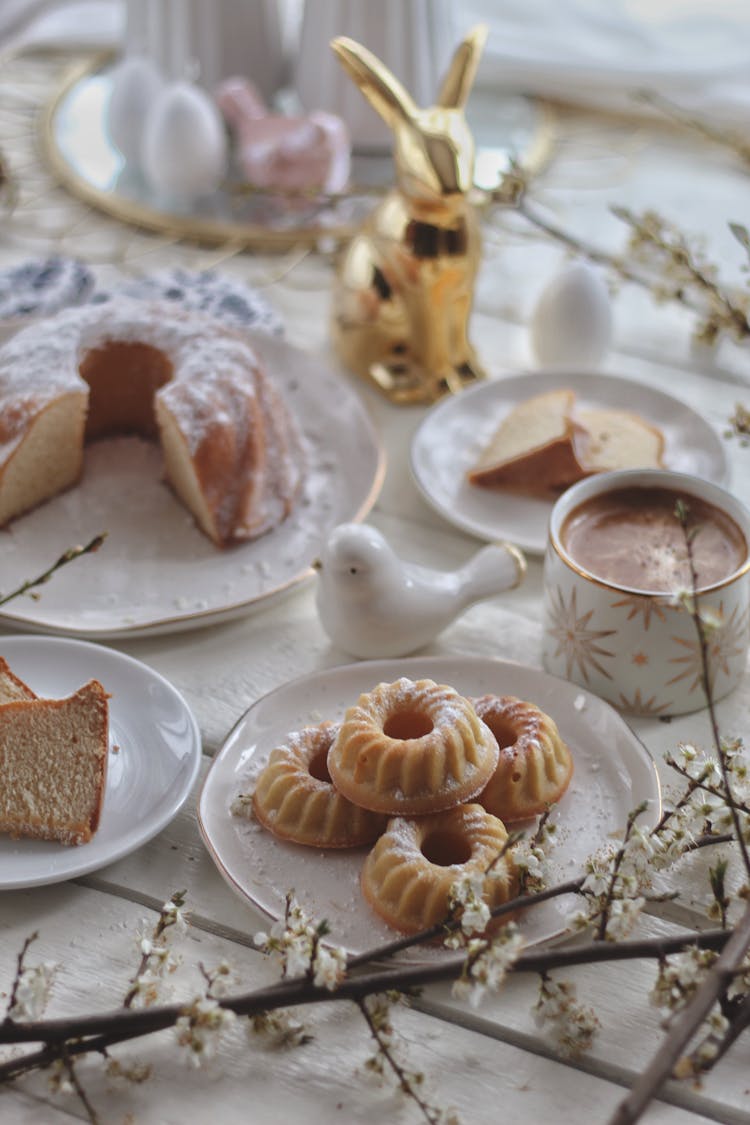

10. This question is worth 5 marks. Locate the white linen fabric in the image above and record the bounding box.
[455,0,750,129]
[6,1,750,134]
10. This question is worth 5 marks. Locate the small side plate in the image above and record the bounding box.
[0,636,202,889]
[411,371,729,553]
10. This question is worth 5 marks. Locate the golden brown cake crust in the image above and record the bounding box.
[361,803,518,935]
[251,721,387,848]
[473,695,573,822]
[0,300,304,546]
[327,678,500,816]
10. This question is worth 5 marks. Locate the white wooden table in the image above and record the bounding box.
[3,52,750,1125]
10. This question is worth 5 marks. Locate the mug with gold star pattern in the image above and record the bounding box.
[541,469,750,716]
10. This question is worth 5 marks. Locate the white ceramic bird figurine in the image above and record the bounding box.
[314,523,526,659]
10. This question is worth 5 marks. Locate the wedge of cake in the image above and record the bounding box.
[0,678,110,845]
[574,406,665,473]
[467,389,588,496]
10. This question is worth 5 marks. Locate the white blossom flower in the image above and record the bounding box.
[130,967,163,1007]
[313,945,347,991]
[175,996,237,1067]
[650,948,716,1013]
[625,823,663,862]
[605,896,645,940]
[449,872,492,936]
[162,898,189,934]
[581,860,612,897]
[452,927,524,1008]
[534,976,599,1056]
[8,961,55,1021]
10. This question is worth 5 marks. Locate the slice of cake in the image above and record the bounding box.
[0,679,110,845]
[467,389,588,496]
[574,406,665,473]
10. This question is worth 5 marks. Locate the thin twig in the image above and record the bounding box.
[4,932,38,1019]
[676,501,750,880]
[635,90,750,166]
[60,1049,99,1125]
[356,997,441,1125]
[0,534,106,607]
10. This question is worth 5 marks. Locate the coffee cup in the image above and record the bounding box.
[541,468,750,716]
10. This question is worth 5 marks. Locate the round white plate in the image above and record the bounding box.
[0,334,385,638]
[0,636,202,890]
[410,371,728,554]
[198,655,661,961]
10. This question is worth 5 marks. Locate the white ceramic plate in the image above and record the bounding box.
[0,636,202,890]
[198,655,661,961]
[410,371,728,554]
[0,334,384,638]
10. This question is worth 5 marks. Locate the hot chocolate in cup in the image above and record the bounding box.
[541,469,750,716]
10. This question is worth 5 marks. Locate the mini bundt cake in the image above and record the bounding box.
[473,695,573,822]
[327,678,499,816]
[0,678,109,845]
[249,721,387,848]
[361,803,518,934]
[0,300,303,546]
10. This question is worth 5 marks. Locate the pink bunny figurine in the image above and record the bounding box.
[216,77,350,194]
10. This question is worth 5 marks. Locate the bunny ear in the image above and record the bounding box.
[331,36,416,128]
[436,24,488,109]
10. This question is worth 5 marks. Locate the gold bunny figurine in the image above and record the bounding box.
[330,26,488,404]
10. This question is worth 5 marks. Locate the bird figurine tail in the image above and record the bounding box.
[458,542,527,607]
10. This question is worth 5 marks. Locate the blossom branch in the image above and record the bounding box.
[488,172,750,349]
[608,503,750,1122]
[674,499,750,880]
[611,901,750,1125]
[0,928,732,1083]
[59,1049,99,1125]
[634,90,750,167]
[356,995,444,1125]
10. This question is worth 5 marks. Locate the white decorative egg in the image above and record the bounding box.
[106,55,164,167]
[530,261,613,369]
[141,82,229,201]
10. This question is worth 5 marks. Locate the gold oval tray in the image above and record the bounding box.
[40,51,556,253]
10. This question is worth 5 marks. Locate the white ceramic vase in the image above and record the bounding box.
[123,0,286,99]
[293,0,454,151]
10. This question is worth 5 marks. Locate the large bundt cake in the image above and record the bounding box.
[327,677,499,816]
[0,301,303,546]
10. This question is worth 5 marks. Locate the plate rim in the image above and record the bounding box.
[197,653,662,956]
[410,369,729,552]
[0,634,203,890]
[0,332,386,639]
